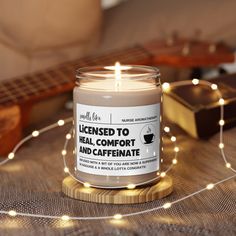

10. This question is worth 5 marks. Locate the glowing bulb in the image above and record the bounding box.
[58,120,65,126]
[66,134,72,140]
[61,150,67,155]
[32,130,39,137]
[226,163,231,168]
[163,202,172,209]
[113,214,122,220]
[219,120,225,126]
[219,143,224,149]
[160,172,166,178]
[83,182,91,188]
[156,172,160,176]
[211,84,218,90]
[64,167,69,173]
[172,159,177,164]
[219,98,225,105]
[8,152,15,160]
[164,126,170,133]
[61,215,70,221]
[192,78,199,85]
[8,210,17,216]
[162,82,170,92]
[206,183,214,190]
[174,147,179,152]
[127,184,136,189]
[171,136,176,142]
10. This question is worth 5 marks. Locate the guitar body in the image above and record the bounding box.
[0,105,22,155]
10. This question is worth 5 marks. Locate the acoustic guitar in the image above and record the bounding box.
[0,38,234,155]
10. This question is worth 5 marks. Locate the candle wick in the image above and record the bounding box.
[115,62,121,81]
[115,62,121,91]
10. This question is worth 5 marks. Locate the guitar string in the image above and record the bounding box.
[0,48,149,104]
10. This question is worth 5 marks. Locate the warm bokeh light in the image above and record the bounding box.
[162,82,170,92]
[8,152,15,160]
[32,131,39,137]
[58,120,65,126]
[192,78,199,85]
[163,202,172,209]
[206,183,214,190]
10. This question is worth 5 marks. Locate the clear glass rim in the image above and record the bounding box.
[76,65,160,81]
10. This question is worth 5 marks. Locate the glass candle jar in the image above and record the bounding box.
[73,64,162,188]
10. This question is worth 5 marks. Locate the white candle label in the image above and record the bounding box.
[76,103,160,176]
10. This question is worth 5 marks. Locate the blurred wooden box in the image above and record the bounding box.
[163,73,236,138]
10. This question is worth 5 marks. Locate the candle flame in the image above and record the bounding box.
[115,62,121,81]
[114,62,122,91]
[104,62,132,91]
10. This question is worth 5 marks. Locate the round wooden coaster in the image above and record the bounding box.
[62,176,173,204]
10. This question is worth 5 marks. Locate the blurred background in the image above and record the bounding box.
[1,0,236,81]
[1,0,236,150]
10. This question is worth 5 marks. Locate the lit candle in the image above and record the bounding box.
[73,63,162,188]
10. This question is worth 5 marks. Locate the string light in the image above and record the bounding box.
[113,214,122,220]
[64,167,69,173]
[211,84,218,90]
[0,80,235,222]
[172,159,177,165]
[192,78,199,85]
[171,136,176,142]
[164,126,170,133]
[226,163,231,168]
[174,147,179,152]
[219,98,225,105]
[206,183,214,190]
[8,152,15,160]
[219,120,225,126]
[163,202,172,209]
[32,131,39,137]
[8,210,17,217]
[83,182,91,188]
[61,215,70,221]
[160,172,166,178]
[162,82,170,92]
[127,184,136,189]
[61,150,67,156]
[219,143,224,149]
[58,120,65,126]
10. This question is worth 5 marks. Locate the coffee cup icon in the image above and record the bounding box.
[144,133,155,144]
[140,125,155,145]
